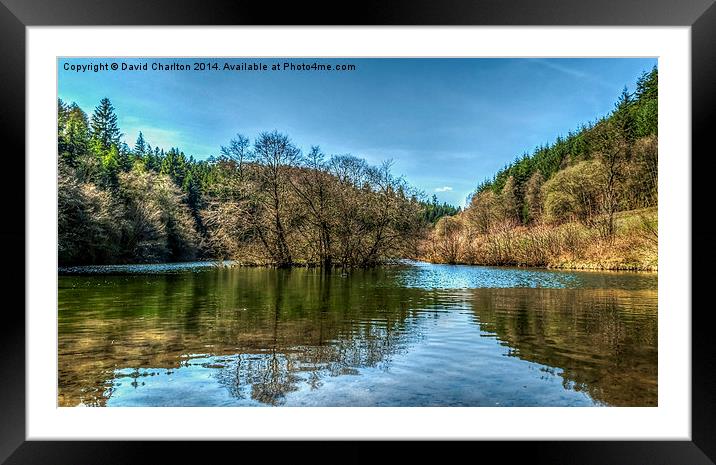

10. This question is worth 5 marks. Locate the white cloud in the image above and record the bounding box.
[434,186,453,192]
[532,59,613,90]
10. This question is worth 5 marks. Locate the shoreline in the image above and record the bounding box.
[419,259,656,273]
[58,257,657,275]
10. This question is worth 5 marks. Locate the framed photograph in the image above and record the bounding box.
[4,0,713,463]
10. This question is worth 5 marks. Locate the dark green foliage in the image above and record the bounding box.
[59,67,657,265]
[58,100,90,167]
[134,131,147,156]
[422,195,460,224]
[633,66,658,137]
[90,97,122,153]
[58,98,427,266]
[472,67,658,226]
[58,97,218,265]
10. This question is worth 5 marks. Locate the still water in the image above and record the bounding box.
[58,261,657,407]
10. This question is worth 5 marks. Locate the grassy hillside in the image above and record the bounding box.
[422,67,658,271]
[422,208,657,271]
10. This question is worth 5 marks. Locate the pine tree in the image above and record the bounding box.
[634,67,658,137]
[134,131,147,156]
[90,97,121,153]
[100,145,121,186]
[635,66,658,101]
[119,143,133,171]
[613,86,636,143]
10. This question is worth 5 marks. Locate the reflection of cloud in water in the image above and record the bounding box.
[58,263,657,407]
[212,320,424,405]
[100,315,427,406]
[394,260,657,291]
[395,261,577,289]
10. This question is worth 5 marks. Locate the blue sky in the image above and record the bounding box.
[58,58,656,207]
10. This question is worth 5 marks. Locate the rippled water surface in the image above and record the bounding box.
[58,261,657,407]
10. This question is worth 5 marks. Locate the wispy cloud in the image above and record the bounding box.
[435,186,453,192]
[532,59,613,90]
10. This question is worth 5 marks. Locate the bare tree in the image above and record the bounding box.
[220,134,251,183]
[289,146,335,267]
[465,190,500,235]
[592,120,630,239]
[250,131,301,266]
[524,171,544,224]
[500,176,521,223]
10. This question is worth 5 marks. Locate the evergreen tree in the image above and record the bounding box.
[635,66,658,101]
[62,104,90,166]
[613,86,636,143]
[56,66,658,268]
[58,99,69,138]
[90,97,121,153]
[118,142,133,171]
[421,194,460,224]
[634,67,658,137]
[100,145,121,186]
[134,131,147,156]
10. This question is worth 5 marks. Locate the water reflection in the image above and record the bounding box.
[468,288,657,406]
[58,263,657,407]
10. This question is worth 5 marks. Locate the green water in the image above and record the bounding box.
[58,261,657,407]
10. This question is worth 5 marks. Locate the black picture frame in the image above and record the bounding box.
[2,0,713,463]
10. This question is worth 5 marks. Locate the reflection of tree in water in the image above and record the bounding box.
[216,353,300,405]
[468,288,658,406]
[213,320,419,405]
[212,268,429,405]
[58,267,431,406]
[58,266,657,407]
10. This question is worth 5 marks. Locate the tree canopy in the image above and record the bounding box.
[58,98,441,266]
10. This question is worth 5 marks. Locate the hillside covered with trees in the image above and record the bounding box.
[58,98,455,267]
[59,67,658,271]
[423,67,658,270]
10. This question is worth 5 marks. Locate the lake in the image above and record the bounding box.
[58,261,657,407]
